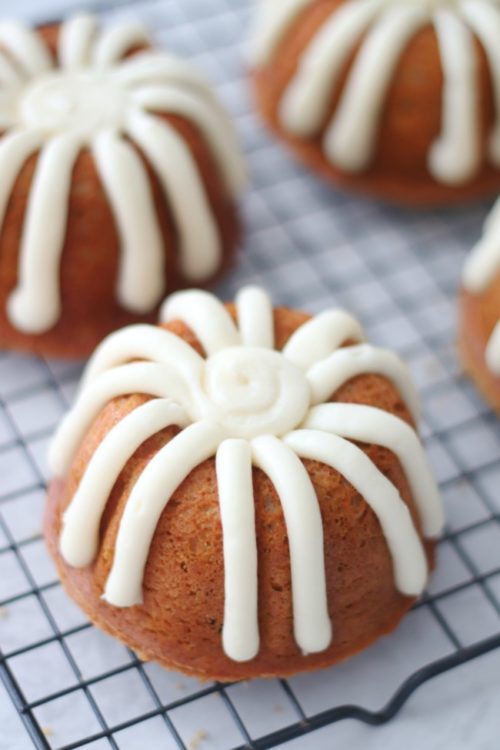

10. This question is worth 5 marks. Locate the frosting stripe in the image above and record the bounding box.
[58,14,97,69]
[126,109,221,282]
[82,324,204,387]
[235,286,274,349]
[49,362,193,476]
[324,6,429,172]
[104,421,226,607]
[486,322,500,375]
[304,404,444,537]
[92,131,166,313]
[114,51,210,94]
[463,195,500,292]
[132,84,246,195]
[216,439,260,662]
[280,0,380,137]
[460,0,500,165]
[161,289,240,354]
[93,22,150,67]
[7,134,82,334]
[285,429,428,596]
[429,9,480,184]
[283,310,365,370]
[0,21,52,77]
[0,130,44,232]
[60,399,189,568]
[249,0,313,67]
[306,344,420,422]
[0,52,24,85]
[252,435,332,654]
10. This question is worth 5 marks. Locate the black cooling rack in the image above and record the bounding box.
[1,0,500,748]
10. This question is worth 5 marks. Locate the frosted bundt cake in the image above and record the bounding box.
[0,14,245,358]
[250,0,500,206]
[45,286,443,680]
[460,197,500,411]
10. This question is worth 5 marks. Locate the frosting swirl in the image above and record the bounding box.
[200,347,310,439]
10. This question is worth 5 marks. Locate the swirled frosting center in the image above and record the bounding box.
[201,347,310,439]
[19,71,128,136]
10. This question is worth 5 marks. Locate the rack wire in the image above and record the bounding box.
[1,0,500,747]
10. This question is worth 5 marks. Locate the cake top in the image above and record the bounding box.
[250,0,500,185]
[0,14,245,335]
[50,287,443,663]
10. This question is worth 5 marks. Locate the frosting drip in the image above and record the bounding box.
[463,195,500,377]
[0,14,245,334]
[50,286,444,663]
[251,0,500,184]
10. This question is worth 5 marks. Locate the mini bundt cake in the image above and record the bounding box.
[0,14,245,358]
[45,286,443,680]
[250,0,500,206]
[460,197,500,411]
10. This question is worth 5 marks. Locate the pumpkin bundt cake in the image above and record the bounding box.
[460,197,500,411]
[250,0,500,206]
[0,14,245,358]
[45,286,443,680]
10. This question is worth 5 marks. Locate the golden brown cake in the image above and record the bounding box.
[45,286,443,681]
[250,0,500,206]
[0,15,245,359]
[459,198,500,411]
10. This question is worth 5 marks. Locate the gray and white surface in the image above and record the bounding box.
[1,1,500,748]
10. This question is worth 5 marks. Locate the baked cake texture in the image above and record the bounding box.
[460,197,500,411]
[0,14,245,358]
[45,286,443,680]
[250,0,500,206]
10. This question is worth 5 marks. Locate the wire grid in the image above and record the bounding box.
[1,0,500,747]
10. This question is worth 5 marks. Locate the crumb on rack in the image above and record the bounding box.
[175,681,187,692]
[0,606,9,619]
[42,726,53,737]
[188,729,209,750]
[273,703,284,713]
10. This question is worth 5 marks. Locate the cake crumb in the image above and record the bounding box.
[273,703,284,714]
[188,729,209,750]
[175,681,187,692]
[42,726,53,737]
[0,606,8,620]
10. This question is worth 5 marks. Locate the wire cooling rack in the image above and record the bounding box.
[1,0,500,748]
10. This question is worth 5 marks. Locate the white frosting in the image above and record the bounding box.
[105,421,225,607]
[51,287,443,661]
[463,195,500,378]
[325,6,429,173]
[252,0,500,185]
[486,322,500,375]
[58,14,97,69]
[252,435,332,655]
[161,289,240,354]
[303,404,444,537]
[428,9,480,184]
[463,196,500,292]
[284,430,428,596]
[216,440,259,662]
[61,399,189,568]
[0,14,245,334]
[459,0,500,166]
[236,286,274,348]
[307,343,420,422]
